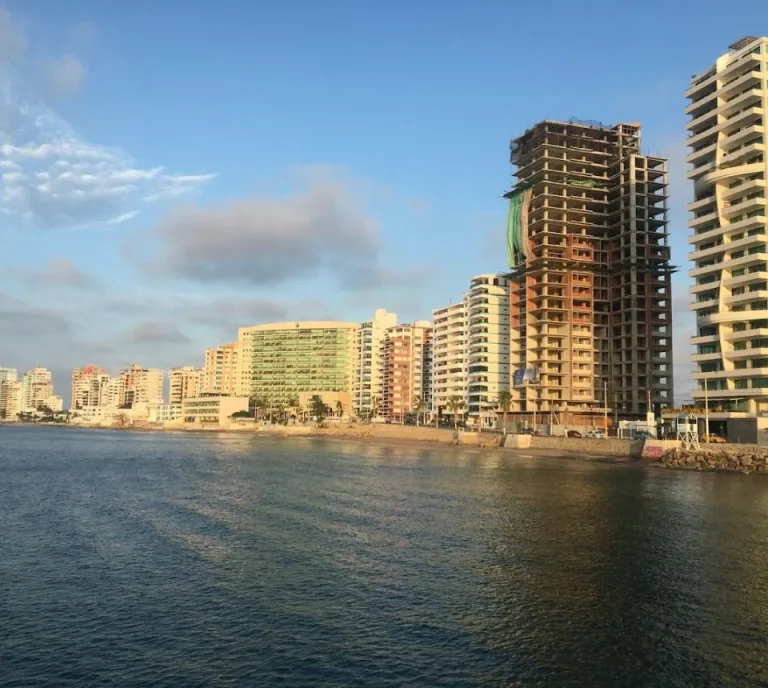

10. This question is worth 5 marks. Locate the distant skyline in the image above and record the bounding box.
[2,0,765,402]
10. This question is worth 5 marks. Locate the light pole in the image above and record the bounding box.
[603,380,608,437]
[703,372,710,443]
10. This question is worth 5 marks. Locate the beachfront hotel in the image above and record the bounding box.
[687,36,768,440]
[236,321,358,408]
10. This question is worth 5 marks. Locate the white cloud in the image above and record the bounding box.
[0,54,214,230]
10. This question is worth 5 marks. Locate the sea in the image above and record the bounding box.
[2,425,768,687]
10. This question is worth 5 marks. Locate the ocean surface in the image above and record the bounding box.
[2,427,768,687]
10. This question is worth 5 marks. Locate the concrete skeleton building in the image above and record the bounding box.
[201,342,239,396]
[169,366,201,404]
[688,37,768,431]
[505,119,674,422]
[380,321,432,422]
[237,321,357,409]
[352,308,398,417]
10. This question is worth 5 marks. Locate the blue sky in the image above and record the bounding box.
[1,0,765,403]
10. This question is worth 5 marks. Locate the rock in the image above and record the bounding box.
[742,456,753,467]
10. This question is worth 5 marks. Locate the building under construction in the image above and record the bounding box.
[505,119,674,423]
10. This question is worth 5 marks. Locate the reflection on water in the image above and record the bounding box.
[2,427,768,686]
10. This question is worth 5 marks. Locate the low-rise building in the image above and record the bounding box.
[181,396,249,424]
[148,403,181,423]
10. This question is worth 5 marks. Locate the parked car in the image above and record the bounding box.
[703,433,727,444]
[586,429,606,439]
[567,430,582,438]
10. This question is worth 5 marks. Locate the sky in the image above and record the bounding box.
[1,0,765,405]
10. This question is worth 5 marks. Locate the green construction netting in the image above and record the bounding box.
[506,184,531,269]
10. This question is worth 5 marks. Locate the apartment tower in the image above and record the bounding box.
[201,342,239,396]
[506,119,674,420]
[71,365,110,410]
[380,321,432,422]
[169,366,202,405]
[688,36,768,416]
[353,309,398,417]
[431,300,467,419]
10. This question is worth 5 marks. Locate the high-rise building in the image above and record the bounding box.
[688,36,768,418]
[169,366,201,404]
[0,368,18,383]
[380,321,432,422]
[506,119,674,420]
[431,300,467,419]
[20,367,54,411]
[101,377,123,409]
[201,342,239,396]
[466,275,512,424]
[353,308,398,416]
[0,380,21,419]
[237,321,357,406]
[119,364,164,407]
[71,365,110,410]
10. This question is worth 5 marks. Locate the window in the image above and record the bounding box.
[753,378,768,389]
[735,379,749,389]
[735,361,748,369]
[733,268,746,277]
[734,322,747,332]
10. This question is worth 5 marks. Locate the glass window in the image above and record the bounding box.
[735,379,749,389]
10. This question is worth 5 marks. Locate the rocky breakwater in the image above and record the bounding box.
[658,445,768,474]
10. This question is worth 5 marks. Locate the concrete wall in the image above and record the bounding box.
[529,436,644,458]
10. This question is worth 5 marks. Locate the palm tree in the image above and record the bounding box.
[287,395,300,423]
[498,391,512,434]
[335,400,344,420]
[447,395,465,430]
[413,394,426,426]
[370,395,380,424]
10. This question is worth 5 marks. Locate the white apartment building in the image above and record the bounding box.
[353,308,397,416]
[169,366,201,404]
[688,36,768,418]
[101,377,123,409]
[0,380,21,419]
[431,301,467,418]
[466,275,512,425]
[71,365,110,410]
[0,368,18,383]
[119,364,164,407]
[20,367,54,411]
[201,342,239,396]
[148,403,181,423]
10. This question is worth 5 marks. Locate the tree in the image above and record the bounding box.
[230,410,251,419]
[413,394,426,426]
[447,395,465,430]
[370,395,380,423]
[250,396,268,422]
[498,391,512,434]
[335,400,344,419]
[310,395,327,422]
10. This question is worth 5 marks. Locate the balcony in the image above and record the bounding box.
[686,141,719,166]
